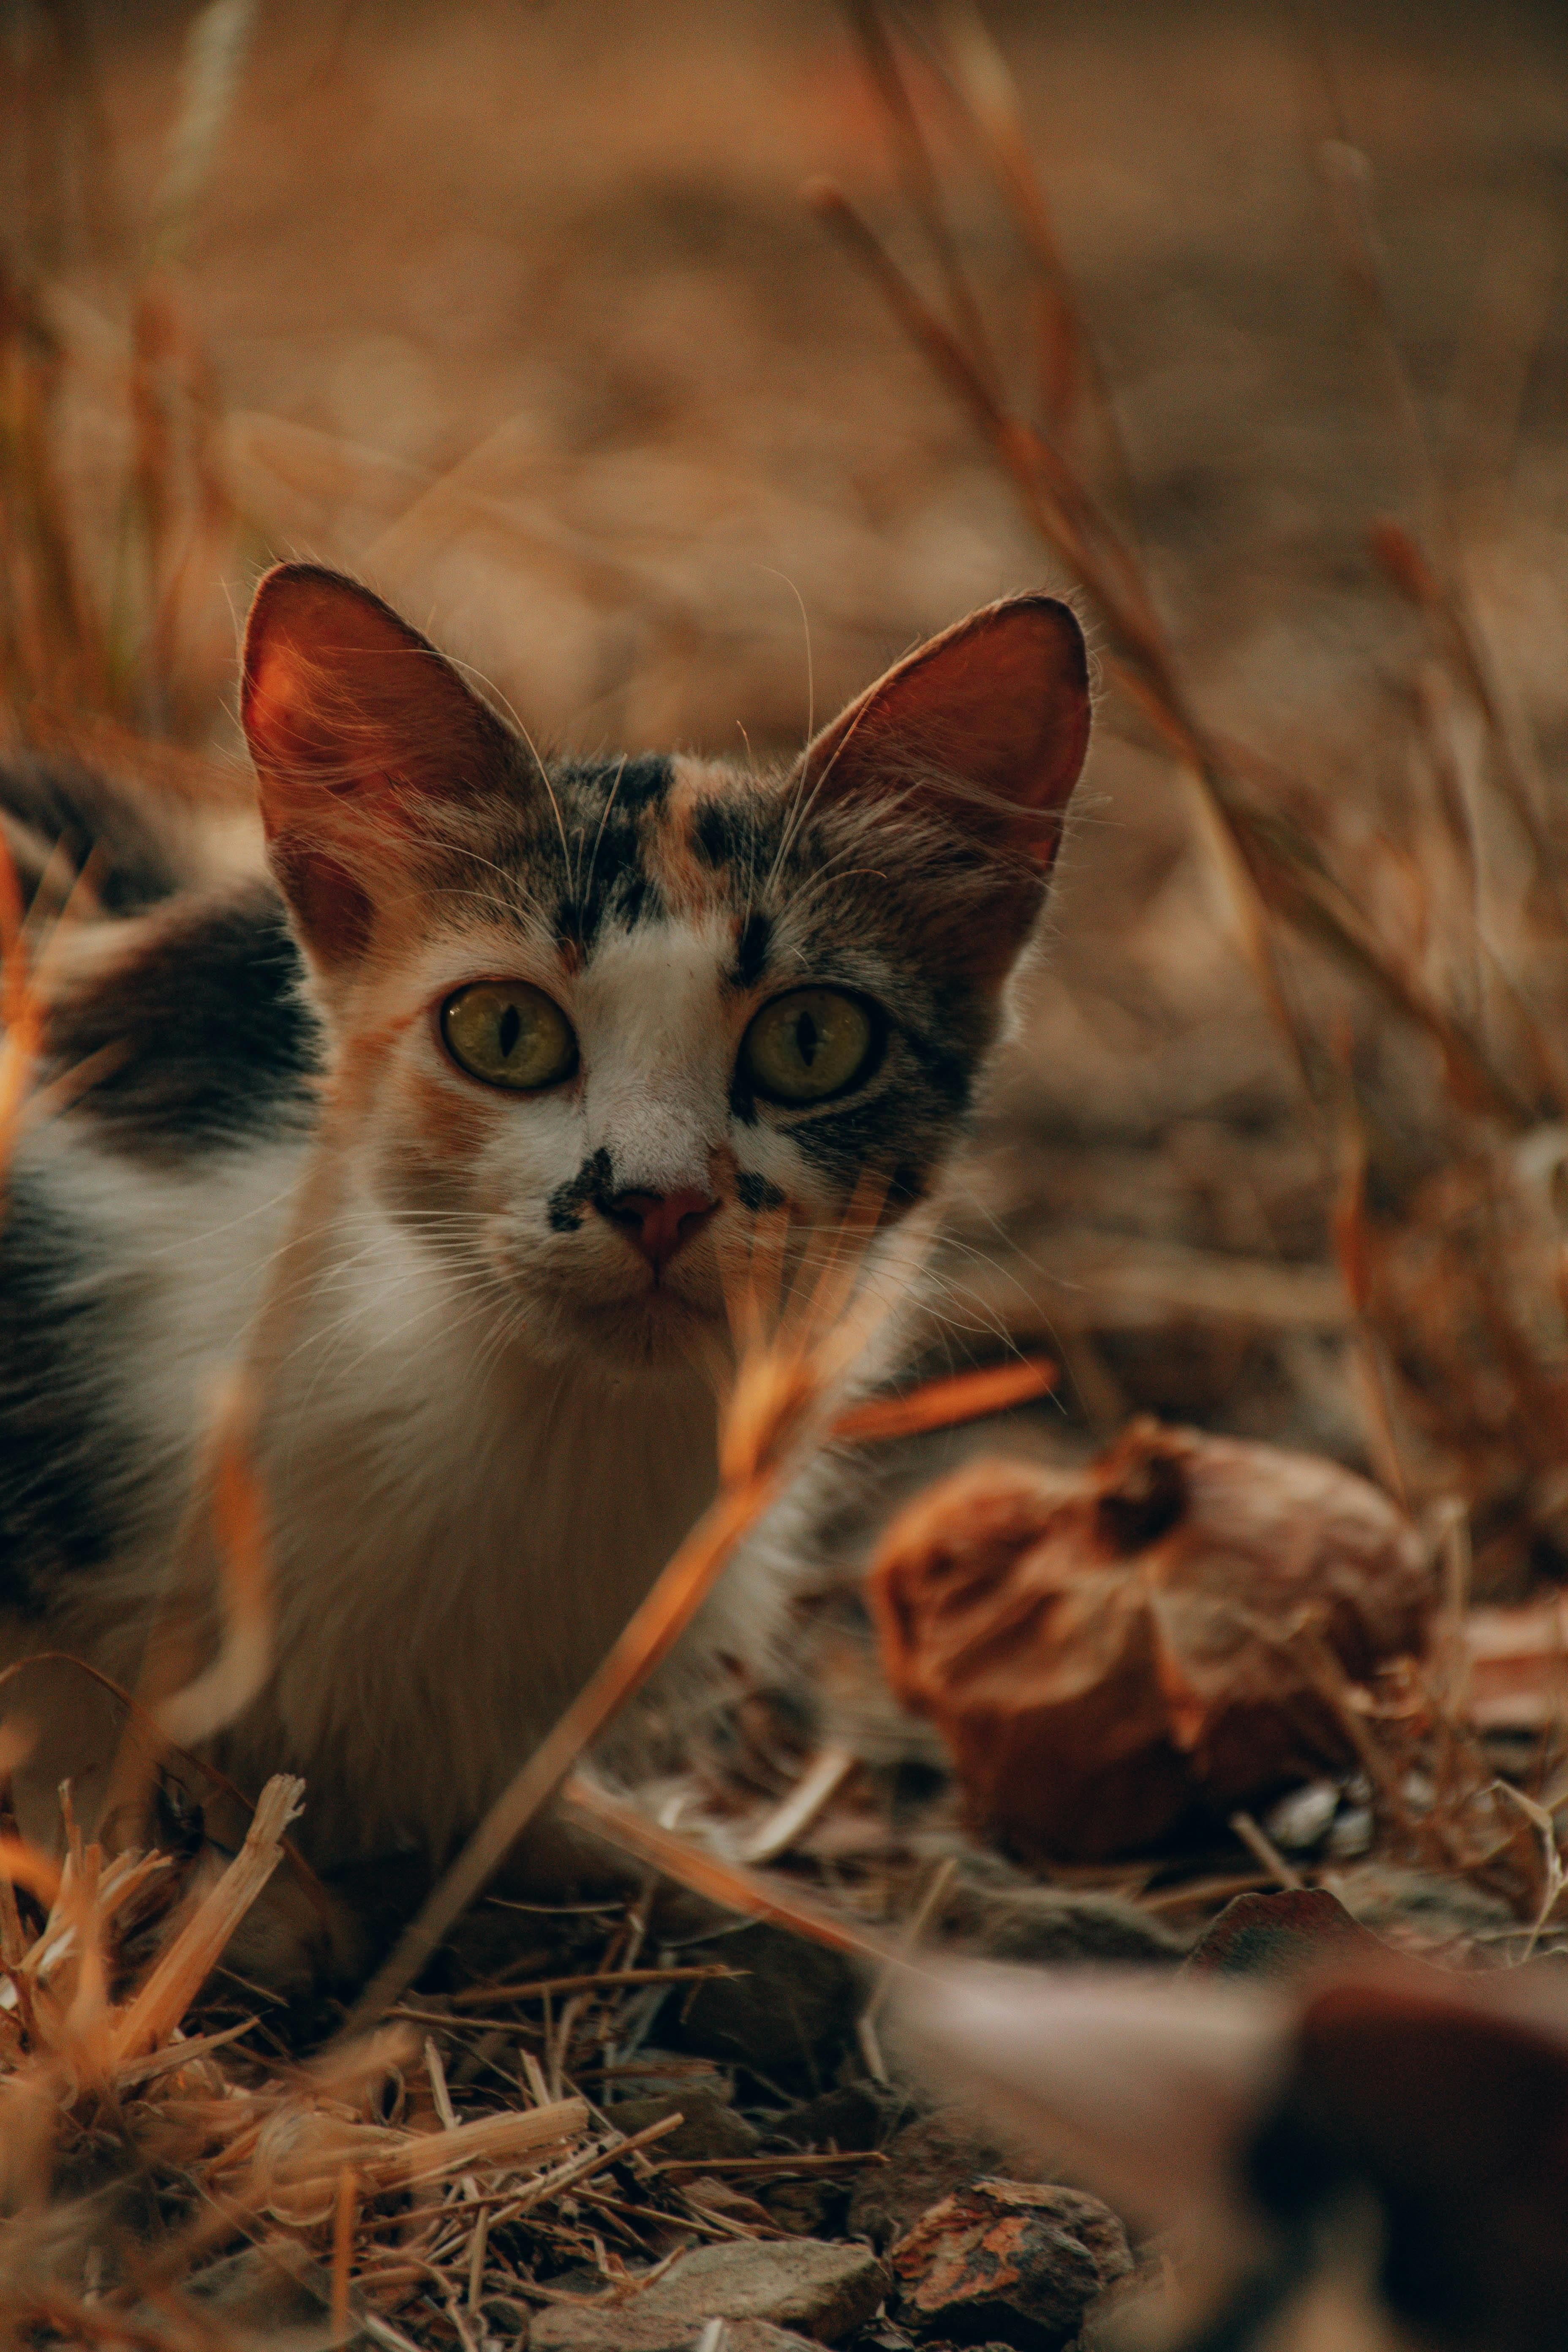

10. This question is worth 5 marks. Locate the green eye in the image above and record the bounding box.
[740,988,878,1105]
[440,982,577,1092]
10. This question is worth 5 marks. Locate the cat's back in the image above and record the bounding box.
[1,757,322,1612]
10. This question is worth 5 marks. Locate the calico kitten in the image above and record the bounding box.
[0,566,1090,1886]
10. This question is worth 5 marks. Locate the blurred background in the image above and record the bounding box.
[7,0,1568,1591]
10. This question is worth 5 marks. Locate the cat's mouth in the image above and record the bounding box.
[561,1275,726,1370]
[490,1230,728,1370]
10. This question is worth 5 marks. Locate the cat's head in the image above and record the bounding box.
[241,566,1091,1372]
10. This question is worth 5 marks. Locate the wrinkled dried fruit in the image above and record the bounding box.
[868,1418,1431,1860]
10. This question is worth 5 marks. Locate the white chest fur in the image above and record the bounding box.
[231,1210,722,1862]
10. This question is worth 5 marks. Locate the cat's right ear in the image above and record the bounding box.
[242,564,511,969]
[796,593,1091,877]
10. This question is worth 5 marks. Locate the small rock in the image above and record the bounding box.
[670,1924,860,2092]
[1261,1778,1341,1853]
[1326,1803,1375,1859]
[610,2089,760,2162]
[529,2238,887,2351]
[848,2110,1049,2251]
[762,2174,848,2238]
[890,2179,1132,2348]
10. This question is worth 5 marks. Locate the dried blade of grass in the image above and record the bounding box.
[151,0,259,267]
[466,2201,488,2314]
[1173,762,1313,1099]
[654,2150,882,2180]
[1372,516,1563,922]
[57,1835,117,2077]
[109,1773,303,2062]
[332,2166,358,2339]
[0,1848,27,1970]
[737,1743,858,1866]
[830,1354,1055,1443]
[1228,1811,1303,1892]
[389,2100,588,2189]
[806,181,1066,536]
[1316,128,1562,927]
[561,1778,900,1973]
[425,2034,459,2131]
[114,2014,256,2088]
[1330,1061,1411,1506]
[501,2110,684,2219]
[1493,1781,1566,1960]
[858,1851,956,2080]
[444,1963,737,2012]
[336,411,704,629]
[0,1836,64,1907]
[157,1380,274,1750]
[1314,141,1445,546]
[842,0,1003,402]
[931,3,1143,530]
[1227,792,1530,1122]
[0,822,46,1196]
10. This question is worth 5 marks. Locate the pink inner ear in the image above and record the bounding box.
[242,563,507,825]
[241,564,509,968]
[800,594,1091,862]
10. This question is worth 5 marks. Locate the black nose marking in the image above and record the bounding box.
[545,1147,615,1235]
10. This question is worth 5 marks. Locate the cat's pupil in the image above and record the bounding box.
[499,1004,522,1059]
[795,1011,819,1067]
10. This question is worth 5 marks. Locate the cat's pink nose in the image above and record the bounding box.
[603,1187,719,1273]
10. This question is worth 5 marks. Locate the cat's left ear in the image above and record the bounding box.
[242,563,512,969]
[795,592,1091,881]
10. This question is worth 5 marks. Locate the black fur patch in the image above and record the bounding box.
[546,1147,615,1233]
[45,884,323,1165]
[731,911,772,992]
[544,757,672,953]
[691,800,759,871]
[0,753,183,916]
[599,754,671,814]
[0,1181,146,1609]
[735,1170,785,1213]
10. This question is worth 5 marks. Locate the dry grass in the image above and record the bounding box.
[6,0,1568,2337]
